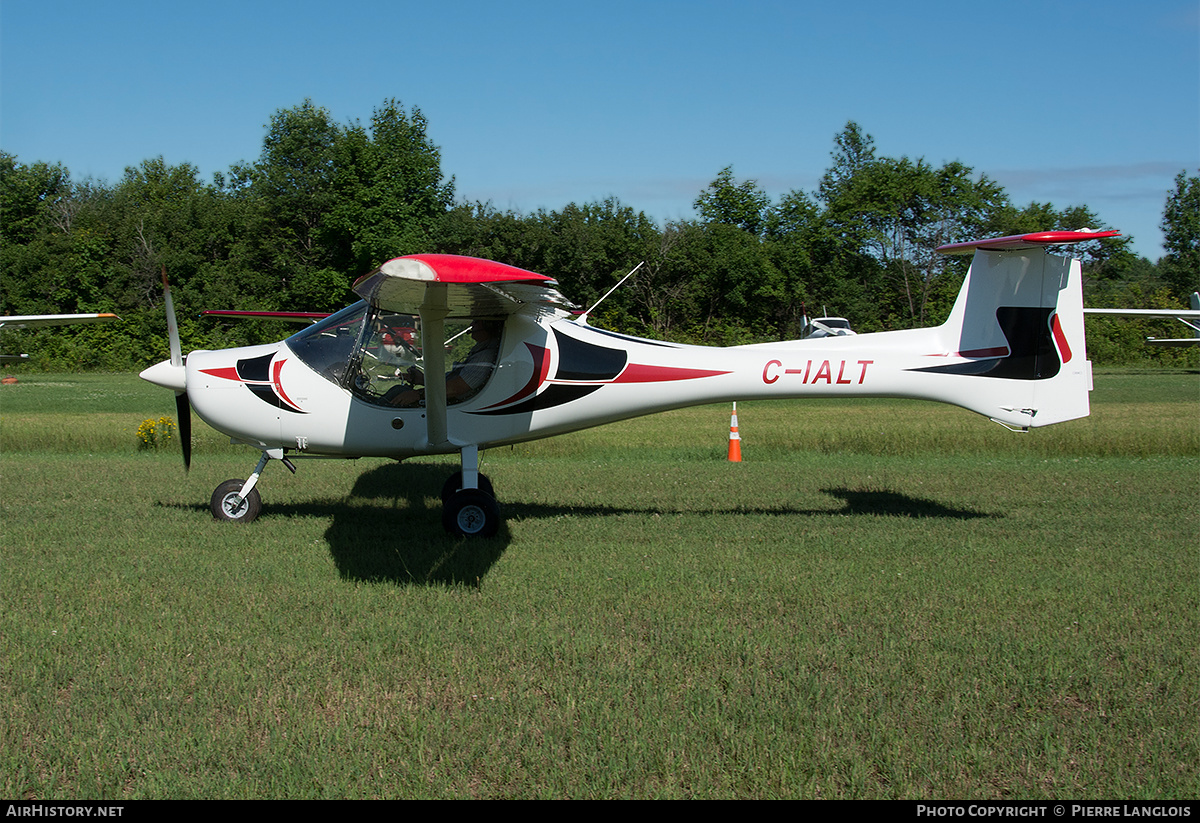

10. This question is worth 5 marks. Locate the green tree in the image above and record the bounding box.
[332,99,456,273]
[538,198,657,313]
[762,189,824,336]
[817,121,877,210]
[694,166,772,236]
[433,201,555,273]
[1160,170,1200,299]
[642,218,779,343]
[244,100,348,308]
[234,99,455,312]
[628,220,701,338]
[1,154,76,315]
[0,153,72,249]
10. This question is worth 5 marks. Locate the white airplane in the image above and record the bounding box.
[801,316,855,339]
[140,230,1116,537]
[0,313,120,363]
[1083,292,1200,347]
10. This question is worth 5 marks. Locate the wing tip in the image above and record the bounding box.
[379,254,556,285]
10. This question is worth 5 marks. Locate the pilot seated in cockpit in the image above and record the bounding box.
[384,318,502,408]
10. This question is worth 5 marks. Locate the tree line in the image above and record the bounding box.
[2,99,1196,370]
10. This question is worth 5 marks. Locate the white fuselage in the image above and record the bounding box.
[181,307,1035,459]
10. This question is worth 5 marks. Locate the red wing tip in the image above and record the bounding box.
[384,254,556,284]
[1018,230,1122,244]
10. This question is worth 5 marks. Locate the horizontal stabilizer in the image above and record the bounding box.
[1083,308,1200,318]
[937,230,1120,256]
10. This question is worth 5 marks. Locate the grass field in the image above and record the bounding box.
[1,370,1197,799]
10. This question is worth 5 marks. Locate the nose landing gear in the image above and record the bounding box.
[209,449,295,524]
[211,479,262,522]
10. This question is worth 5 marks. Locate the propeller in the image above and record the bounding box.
[159,266,192,471]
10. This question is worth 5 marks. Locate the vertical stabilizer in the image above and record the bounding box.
[928,232,1107,428]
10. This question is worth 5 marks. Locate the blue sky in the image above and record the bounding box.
[2,0,1196,259]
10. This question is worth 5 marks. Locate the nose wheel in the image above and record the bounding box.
[208,450,290,524]
[211,479,263,523]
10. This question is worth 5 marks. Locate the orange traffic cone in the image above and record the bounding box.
[727,402,742,462]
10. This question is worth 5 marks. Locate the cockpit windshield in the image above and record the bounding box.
[287,300,500,407]
[286,301,371,384]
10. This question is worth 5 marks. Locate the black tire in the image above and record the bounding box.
[440,471,494,505]
[442,488,501,538]
[210,479,262,523]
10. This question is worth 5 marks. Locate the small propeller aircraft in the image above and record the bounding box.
[800,316,856,339]
[139,230,1116,537]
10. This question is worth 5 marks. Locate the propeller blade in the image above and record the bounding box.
[162,265,182,368]
[175,390,192,472]
[161,266,190,471]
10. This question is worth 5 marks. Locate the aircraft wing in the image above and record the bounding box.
[1082,308,1200,318]
[0,313,120,329]
[201,310,330,323]
[1083,292,1200,347]
[1141,337,1200,347]
[351,254,574,317]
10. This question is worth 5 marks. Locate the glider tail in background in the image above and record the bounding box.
[922,231,1117,430]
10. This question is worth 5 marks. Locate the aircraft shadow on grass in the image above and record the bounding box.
[817,487,997,521]
[163,463,996,586]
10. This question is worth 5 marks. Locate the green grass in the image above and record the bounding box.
[1,371,1197,798]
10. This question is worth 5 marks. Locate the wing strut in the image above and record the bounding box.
[419,283,450,448]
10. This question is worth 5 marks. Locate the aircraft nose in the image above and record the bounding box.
[139,358,187,392]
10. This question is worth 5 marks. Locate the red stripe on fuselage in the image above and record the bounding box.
[271,359,303,411]
[613,364,730,383]
[200,366,242,382]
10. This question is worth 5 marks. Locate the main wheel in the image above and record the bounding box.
[442,488,501,538]
[210,479,262,523]
[441,471,494,505]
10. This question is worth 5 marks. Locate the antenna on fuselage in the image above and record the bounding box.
[575,262,644,325]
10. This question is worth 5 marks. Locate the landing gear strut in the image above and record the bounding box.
[442,444,501,538]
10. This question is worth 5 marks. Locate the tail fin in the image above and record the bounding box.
[927,231,1116,429]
